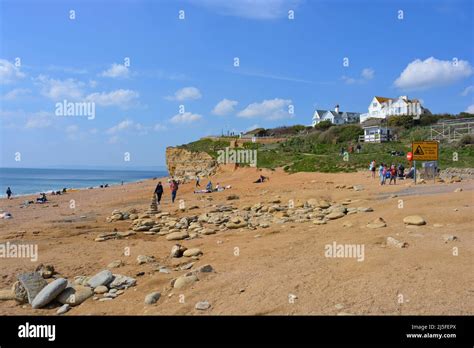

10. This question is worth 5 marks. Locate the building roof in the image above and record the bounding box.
[374,96,394,103]
[361,118,388,128]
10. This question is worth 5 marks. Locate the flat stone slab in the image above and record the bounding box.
[17,272,48,304]
[32,278,68,309]
[87,270,114,288]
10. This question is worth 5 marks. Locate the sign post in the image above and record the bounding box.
[411,141,439,184]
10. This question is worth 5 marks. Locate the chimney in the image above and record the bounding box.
[335,104,340,113]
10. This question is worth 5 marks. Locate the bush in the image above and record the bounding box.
[458,134,474,146]
[388,115,413,129]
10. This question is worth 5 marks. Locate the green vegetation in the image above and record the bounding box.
[177,117,474,173]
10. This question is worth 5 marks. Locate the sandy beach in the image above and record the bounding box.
[0,167,472,315]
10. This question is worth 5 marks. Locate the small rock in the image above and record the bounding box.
[137,255,155,265]
[57,285,94,306]
[166,231,189,241]
[170,244,187,258]
[144,292,161,305]
[367,217,387,229]
[403,215,426,226]
[198,264,213,273]
[0,289,15,301]
[442,234,457,242]
[87,270,114,288]
[173,274,198,289]
[183,248,202,257]
[17,272,48,304]
[107,260,124,269]
[195,301,211,310]
[357,207,373,213]
[94,286,108,294]
[35,264,55,279]
[31,278,68,309]
[387,237,408,248]
[108,274,136,289]
[454,188,463,192]
[56,304,70,315]
[327,211,345,220]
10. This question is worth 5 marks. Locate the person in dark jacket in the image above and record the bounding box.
[6,187,12,199]
[154,181,163,204]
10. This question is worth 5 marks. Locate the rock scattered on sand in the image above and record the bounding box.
[108,274,136,289]
[144,292,161,305]
[327,211,345,220]
[12,281,28,304]
[183,248,202,257]
[367,217,387,229]
[94,285,108,294]
[0,289,15,301]
[166,231,189,241]
[32,278,68,309]
[357,207,373,213]
[226,194,239,200]
[454,188,463,192]
[195,301,211,310]
[87,270,114,288]
[107,260,124,269]
[198,264,214,273]
[57,285,93,306]
[442,234,457,242]
[386,237,408,248]
[173,274,198,289]
[170,244,187,258]
[17,272,48,304]
[403,215,426,226]
[137,255,155,265]
[35,264,55,279]
[56,304,70,315]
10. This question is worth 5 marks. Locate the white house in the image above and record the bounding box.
[360,96,430,123]
[312,105,361,126]
[360,118,392,143]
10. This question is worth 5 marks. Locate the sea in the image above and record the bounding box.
[0,168,168,198]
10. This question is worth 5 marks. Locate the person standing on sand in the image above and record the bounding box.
[370,160,376,179]
[6,187,12,199]
[195,176,200,188]
[170,180,179,203]
[389,164,397,185]
[379,163,385,185]
[155,181,163,204]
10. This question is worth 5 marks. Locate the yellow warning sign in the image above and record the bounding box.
[412,141,438,161]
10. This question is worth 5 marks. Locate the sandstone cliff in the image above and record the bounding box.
[166,147,218,179]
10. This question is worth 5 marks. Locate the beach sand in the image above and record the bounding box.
[0,167,472,315]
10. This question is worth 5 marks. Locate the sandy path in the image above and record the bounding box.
[0,168,472,315]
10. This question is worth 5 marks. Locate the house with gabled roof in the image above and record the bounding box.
[312,105,361,126]
[360,96,431,123]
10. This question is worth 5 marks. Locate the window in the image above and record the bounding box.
[372,102,377,107]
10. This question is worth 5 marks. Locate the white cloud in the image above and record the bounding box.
[66,125,79,133]
[86,89,139,108]
[189,0,302,20]
[212,98,238,115]
[466,105,474,113]
[394,57,473,91]
[170,112,202,124]
[1,88,30,100]
[166,87,202,101]
[0,59,25,84]
[361,68,375,80]
[108,135,120,144]
[154,123,167,131]
[100,63,130,78]
[237,98,293,120]
[461,85,474,96]
[25,111,54,129]
[35,75,85,100]
[106,119,148,135]
[342,68,375,85]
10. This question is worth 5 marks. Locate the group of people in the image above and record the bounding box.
[340,143,362,156]
[194,178,231,194]
[369,160,408,185]
[154,179,180,204]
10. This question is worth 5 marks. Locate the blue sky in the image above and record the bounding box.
[1,0,473,168]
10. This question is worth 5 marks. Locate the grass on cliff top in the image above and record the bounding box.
[178,130,474,173]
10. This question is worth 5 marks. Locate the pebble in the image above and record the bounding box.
[367,217,387,229]
[144,292,161,305]
[137,255,155,265]
[403,215,426,226]
[108,274,136,289]
[198,264,214,273]
[107,260,124,269]
[173,274,198,289]
[56,304,70,315]
[57,285,94,306]
[94,286,108,294]
[195,301,211,310]
[387,237,408,248]
[442,234,457,242]
[166,231,189,241]
[183,248,202,257]
[327,212,345,220]
[31,278,68,309]
[87,270,114,288]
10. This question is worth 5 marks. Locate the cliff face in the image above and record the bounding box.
[166,147,218,179]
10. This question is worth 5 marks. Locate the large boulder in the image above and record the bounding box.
[31,278,68,309]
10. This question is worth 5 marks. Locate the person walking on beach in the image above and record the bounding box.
[379,163,385,185]
[370,160,376,179]
[195,176,200,188]
[170,180,179,203]
[6,187,12,199]
[389,164,397,185]
[155,181,163,204]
